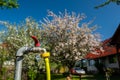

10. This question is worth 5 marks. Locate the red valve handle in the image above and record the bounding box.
[31,36,40,47]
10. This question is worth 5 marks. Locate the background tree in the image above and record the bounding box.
[40,10,102,69]
[0,0,19,9]
[0,17,43,80]
[0,43,8,79]
[95,0,120,9]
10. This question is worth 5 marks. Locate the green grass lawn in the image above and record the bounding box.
[37,73,120,80]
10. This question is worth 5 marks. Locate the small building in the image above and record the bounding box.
[78,24,120,73]
[85,38,120,73]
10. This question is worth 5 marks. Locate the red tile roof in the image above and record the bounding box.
[85,38,120,59]
[0,43,8,48]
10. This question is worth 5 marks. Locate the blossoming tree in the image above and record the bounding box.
[40,10,102,69]
[0,17,43,80]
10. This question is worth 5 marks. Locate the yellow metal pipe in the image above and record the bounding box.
[45,57,51,80]
[41,52,51,80]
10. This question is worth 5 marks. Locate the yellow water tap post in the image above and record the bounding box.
[41,52,51,80]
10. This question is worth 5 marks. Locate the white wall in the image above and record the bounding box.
[87,59,98,72]
[105,56,119,68]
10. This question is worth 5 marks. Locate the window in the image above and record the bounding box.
[108,55,117,63]
[89,59,95,66]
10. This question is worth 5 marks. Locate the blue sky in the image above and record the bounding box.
[0,0,120,40]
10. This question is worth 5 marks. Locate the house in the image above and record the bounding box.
[77,24,120,73]
[85,38,120,73]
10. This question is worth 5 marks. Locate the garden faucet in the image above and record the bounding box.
[14,36,50,80]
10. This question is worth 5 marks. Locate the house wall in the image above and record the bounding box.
[3,60,14,68]
[86,54,119,73]
[87,59,98,72]
[105,55,119,68]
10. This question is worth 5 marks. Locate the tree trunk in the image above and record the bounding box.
[0,60,3,76]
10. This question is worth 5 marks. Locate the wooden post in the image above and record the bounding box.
[116,45,120,71]
[79,74,81,80]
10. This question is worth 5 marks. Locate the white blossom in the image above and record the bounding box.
[40,10,102,67]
